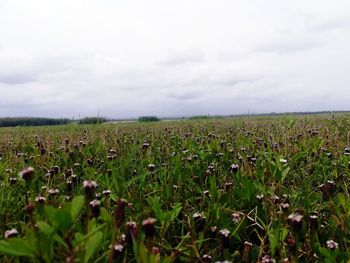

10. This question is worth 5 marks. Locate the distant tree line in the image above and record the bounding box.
[0,117,71,127]
[78,117,108,124]
[138,116,160,122]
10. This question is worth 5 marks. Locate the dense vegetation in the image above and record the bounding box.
[0,114,349,262]
[138,116,160,122]
[78,117,108,125]
[0,117,70,127]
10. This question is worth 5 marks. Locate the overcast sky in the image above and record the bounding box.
[0,0,350,118]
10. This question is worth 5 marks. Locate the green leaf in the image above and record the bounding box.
[54,234,69,249]
[37,221,54,236]
[74,233,84,244]
[147,196,163,221]
[70,195,85,221]
[84,231,103,263]
[0,239,35,257]
[281,166,290,183]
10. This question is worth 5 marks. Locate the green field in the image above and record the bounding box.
[0,115,350,262]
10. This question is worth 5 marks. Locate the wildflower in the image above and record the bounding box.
[48,188,59,197]
[35,195,46,204]
[202,254,212,263]
[256,194,264,200]
[142,143,150,150]
[261,255,274,263]
[231,213,241,223]
[287,236,296,254]
[242,241,252,263]
[219,228,230,248]
[9,177,17,185]
[142,218,157,237]
[148,164,155,172]
[89,199,101,218]
[19,167,34,182]
[125,221,138,245]
[103,189,112,196]
[151,247,160,254]
[225,181,233,191]
[280,203,290,211]
[310,214,319,231]
[83,180,97,199]
[25,202,35,214]
[115,198,127,227]
[318,180,335,198]
[111,243,124,260]
[287,213,303,232]
[4,229,18,239]
[326,240,339,250]
[193,212,206,231]
[270,195,280,204]
[208,226,217,238]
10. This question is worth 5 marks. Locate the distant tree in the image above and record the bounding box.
[0,117,71,127]
[78,117,108,124]
[138,116,160,122]
[189,115,211,120]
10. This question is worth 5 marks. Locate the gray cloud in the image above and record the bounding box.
[0,0,349,118]
[0,74,36,85]
[159,50,205,66]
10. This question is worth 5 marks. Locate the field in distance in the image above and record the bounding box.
[0,114,349,262]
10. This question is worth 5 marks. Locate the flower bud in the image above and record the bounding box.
[19,167,34,182]
[89,199,101,218]
[242,241,252,263]
[202,254,212,263]
[230,164,239,173]
[115,198,127,227]
[287,213,303,232]
[125,221,138,245]
[4,229,18,239]
[142,217,157,237]
[83,180,97,199]
[219,228,230,248]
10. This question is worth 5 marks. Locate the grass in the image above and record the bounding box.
[0,114,349,262]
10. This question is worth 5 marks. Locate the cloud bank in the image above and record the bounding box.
[0,0,349,118]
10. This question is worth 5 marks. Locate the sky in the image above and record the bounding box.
[0,0,350,119]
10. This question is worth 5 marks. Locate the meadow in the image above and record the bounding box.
[0,114,349,262]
